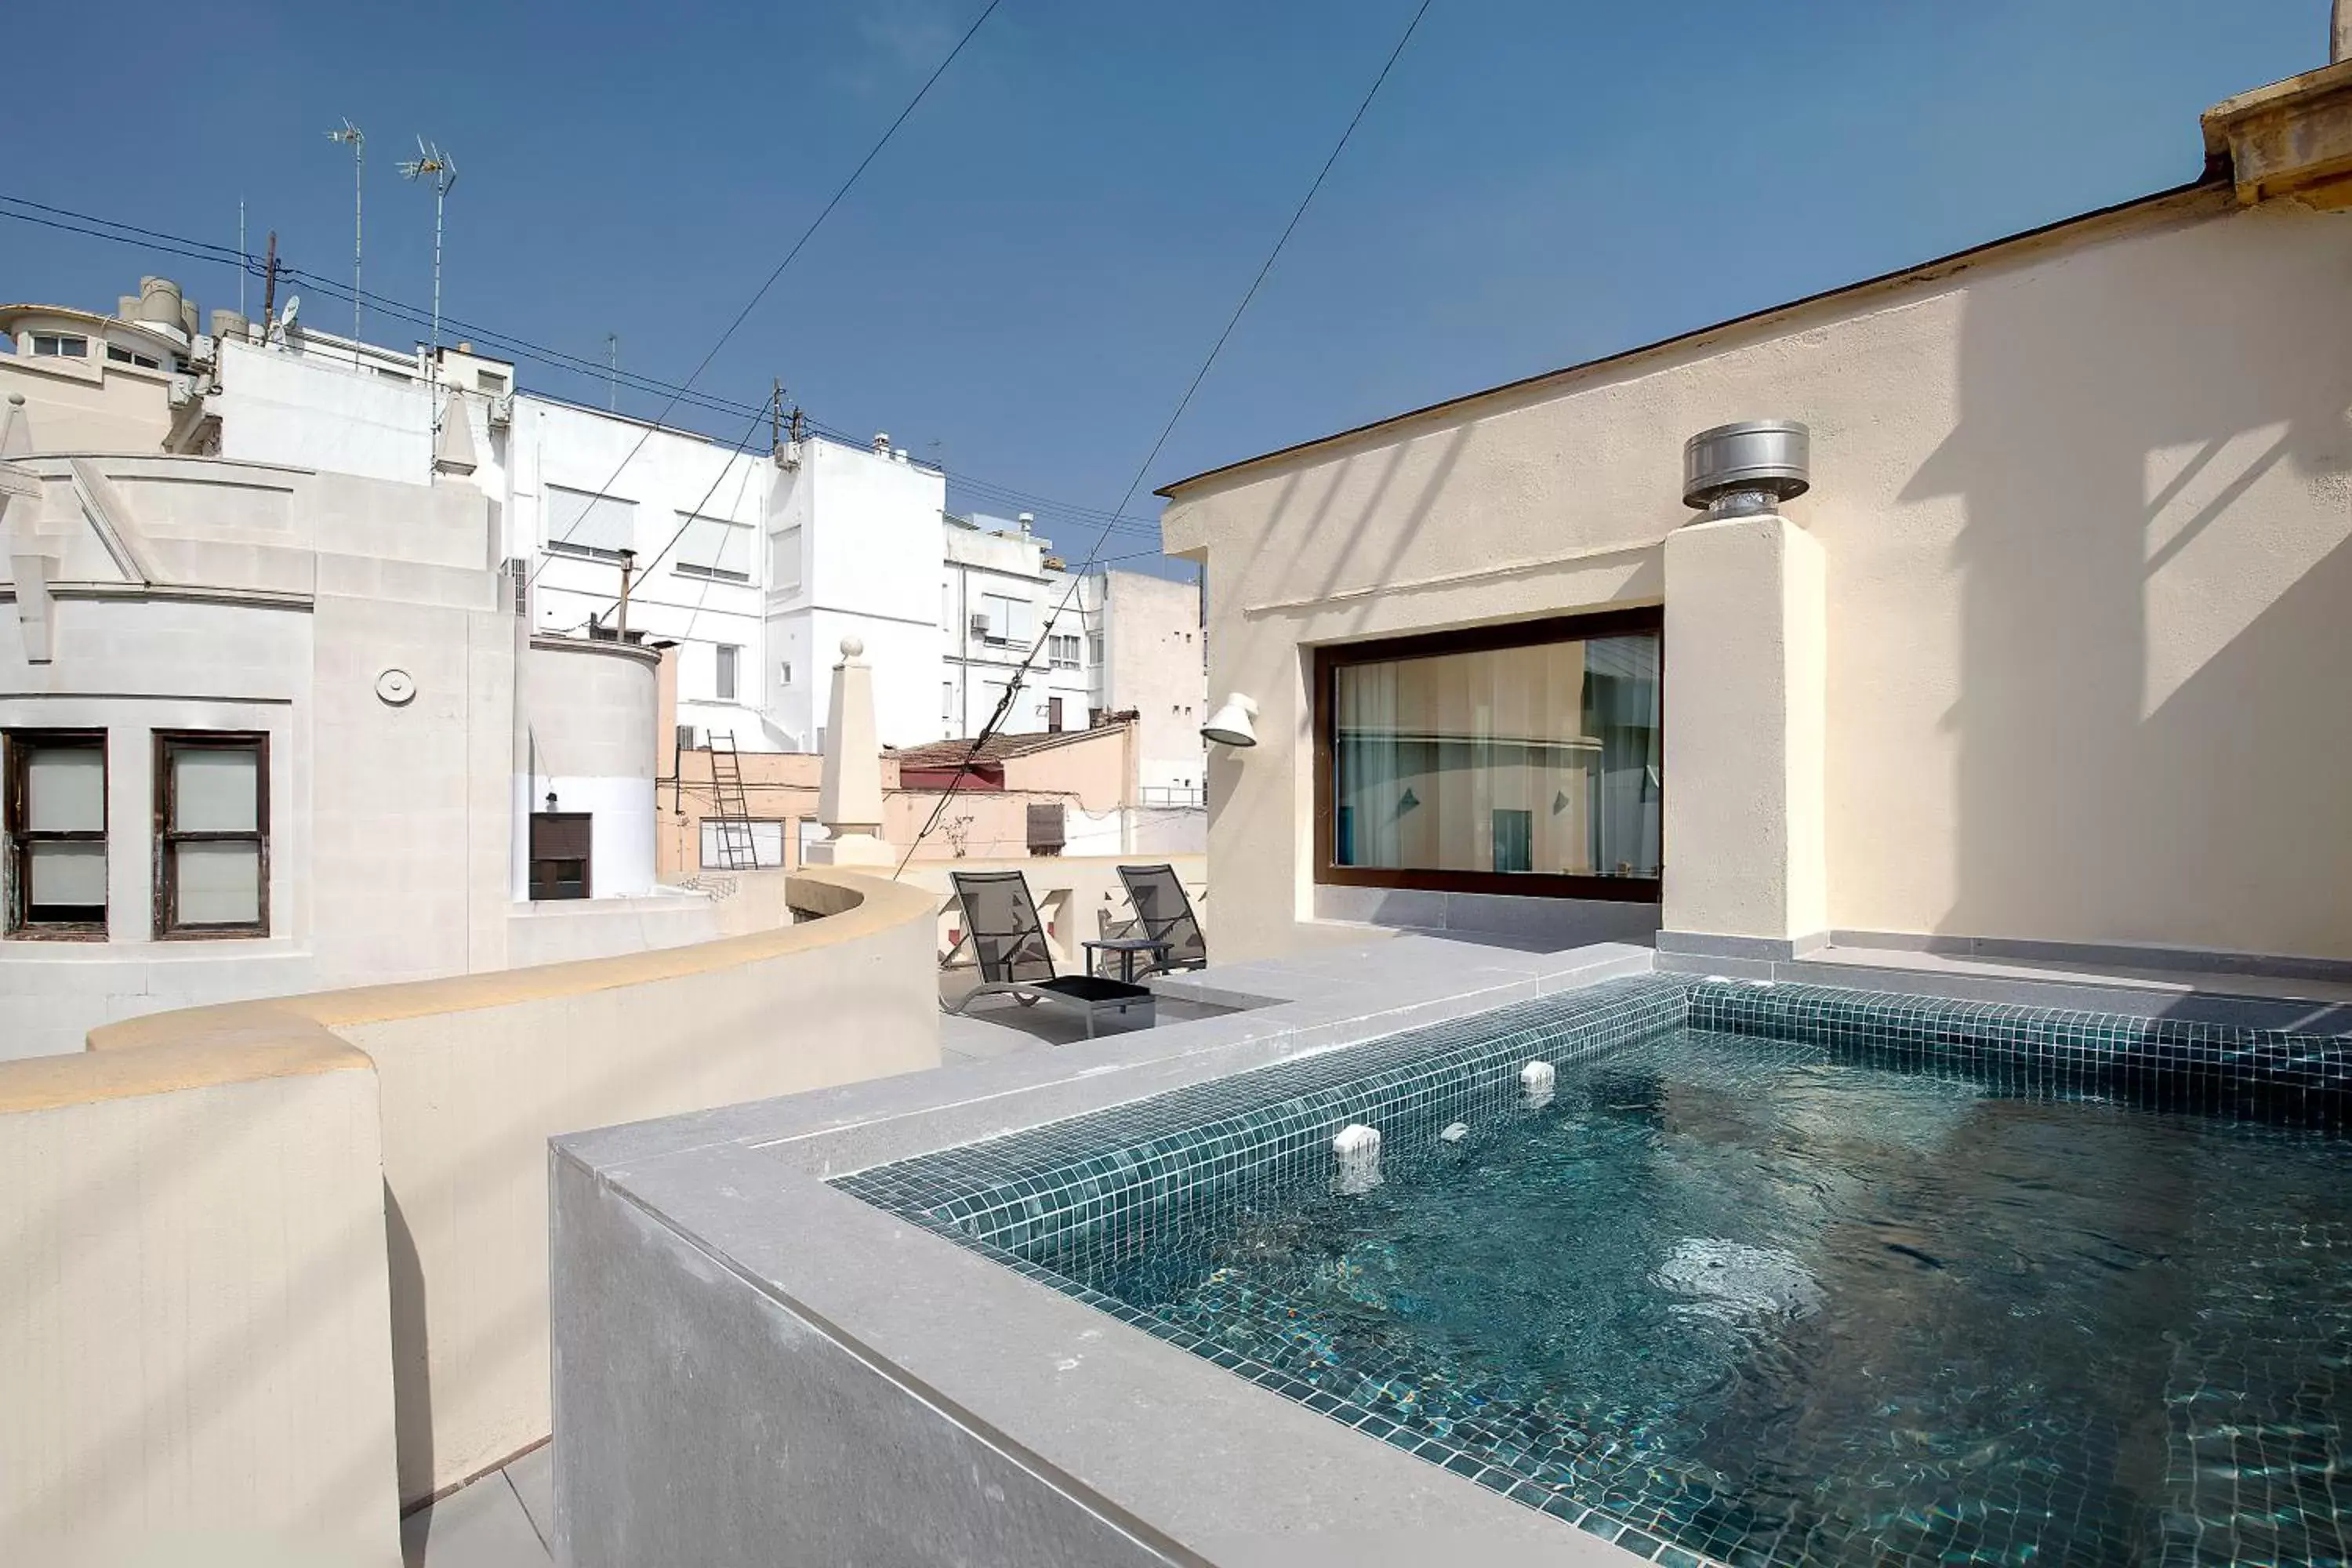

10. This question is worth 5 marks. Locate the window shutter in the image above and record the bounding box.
[1025,802,1064,855]
[678,514,753,579]
[770,526,802,591]
[545,485,638,556]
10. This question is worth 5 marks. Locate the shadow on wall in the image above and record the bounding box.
[386,1188,430,1519]
[1201,426,1483,931]
[1913,206,2352,961]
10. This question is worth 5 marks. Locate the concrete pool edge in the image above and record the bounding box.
[549,935,2352,1566]
[551,935,1666,1568]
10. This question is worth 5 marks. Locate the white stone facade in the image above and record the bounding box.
[0,437,702,1060]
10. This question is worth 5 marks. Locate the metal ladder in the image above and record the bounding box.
[707,731,759,870]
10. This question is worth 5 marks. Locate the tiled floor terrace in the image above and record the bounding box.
[407,919,2352,1564]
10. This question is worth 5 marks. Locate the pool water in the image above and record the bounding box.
[1058,1027,2352,1567]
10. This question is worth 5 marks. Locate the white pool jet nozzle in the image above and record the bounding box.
[1521,1060,1556,1109]
[1333,1123,1382,1194]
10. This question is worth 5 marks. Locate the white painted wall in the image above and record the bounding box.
[213,336,432,484]
[765,438,946,749]
[514,397,775,746]
[519,638,660,899]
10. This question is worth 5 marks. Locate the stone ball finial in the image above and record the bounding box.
[7,394,24,405]
[840,635,865,659]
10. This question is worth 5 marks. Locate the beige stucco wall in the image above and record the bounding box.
[1101,568,1208,792]
[0,868,937,1562]
[0,352,177,455]
[1163,188,2352,962]
[81,868,938,1507]
[0,1039,398,1567]
[999,724,1131,808]
[1663,516,1827,941]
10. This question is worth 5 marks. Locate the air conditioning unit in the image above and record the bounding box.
[967,614,991,639]
[488,394,514,429]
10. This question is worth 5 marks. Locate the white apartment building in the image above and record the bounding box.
[766,432,947,752]
[0,379,735,1059]
[4,270,1206,764]
[941,512,1093,741]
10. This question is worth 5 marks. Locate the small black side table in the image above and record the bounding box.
[1082,935,1173,985]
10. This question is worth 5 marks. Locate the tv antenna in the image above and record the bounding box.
[325,120,365,361]
[398,138,458,394]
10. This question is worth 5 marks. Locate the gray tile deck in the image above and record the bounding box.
[401,1447,552,1567]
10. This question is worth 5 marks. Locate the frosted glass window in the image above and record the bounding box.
[170,748,258,832]
[27,843,106,906]
[7,732,107,933]
[25,747,104,831]
[157,734,267,935]
[1323,616,1661,891]
[172,843,261,924]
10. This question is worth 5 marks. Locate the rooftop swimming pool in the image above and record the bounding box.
[838,977,2350,1567]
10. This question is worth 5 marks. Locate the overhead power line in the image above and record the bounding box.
[895,0,1439,877]
[0,188,1161,548]
[533,0,1004,579]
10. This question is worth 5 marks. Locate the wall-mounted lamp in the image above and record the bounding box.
[544,790,559,812]
[1201,693,1258,748]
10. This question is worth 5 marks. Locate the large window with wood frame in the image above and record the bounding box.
[154,732,268,937]
[1314,608,1662,901]
[5,730,108,937]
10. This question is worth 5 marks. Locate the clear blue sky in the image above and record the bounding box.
[3,1,2324,576]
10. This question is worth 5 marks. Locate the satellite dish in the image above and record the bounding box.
[279,294,300,332]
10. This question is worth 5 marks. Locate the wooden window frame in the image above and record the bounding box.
[5,728,109,940]
[1310,606,1664,904]
[153,731,270,940]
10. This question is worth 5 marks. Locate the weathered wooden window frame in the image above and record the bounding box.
[4,728,109,940]
[153,731,270,940]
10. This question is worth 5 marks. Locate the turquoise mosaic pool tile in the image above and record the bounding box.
[833,974,2350,1567]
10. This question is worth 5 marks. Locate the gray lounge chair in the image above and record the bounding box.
[1116,863,1208,975]
[946,869,1155,1038]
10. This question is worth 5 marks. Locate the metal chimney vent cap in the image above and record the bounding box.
[1682,419,1811,512]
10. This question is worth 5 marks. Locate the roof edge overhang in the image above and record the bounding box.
[1155,173,2226,501]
